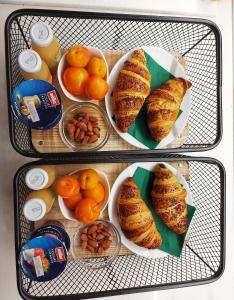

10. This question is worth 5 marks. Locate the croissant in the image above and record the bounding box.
[146,77,192,141]
[117,177,162,249]
[113,49,151,132]
[151,164,188,234]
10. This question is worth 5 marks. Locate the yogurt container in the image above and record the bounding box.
[11,79,62,130]
[19,236,67,282]
[31,223,70,251]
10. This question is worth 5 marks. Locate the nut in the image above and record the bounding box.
[101,239,112,250]
[86,131,94,137]
[81,240,87,250]
[88,240,98,248]
[66,123,76,139]
[88,225,98,235]
[80,234,88,241]
[78,130,85,141]
[96,234,105,240]
[82,135,89,145]
[74,127,81,140]
[82,227,88,234]
[87,245,95,253]
[98,246,104,254]
[89,134,98,143]
[87,121,93,132]
[78,121,87,131]
[103,231,111,237]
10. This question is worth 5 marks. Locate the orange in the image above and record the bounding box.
[66,45,90,68]
[82,182,105,204]
[63,67,89,96]
[79,169,99,190]
[55,175,80,198]
[64,191,82,210]
[87,57,106,78]
[75,198,100,224]
[85,76,109,100]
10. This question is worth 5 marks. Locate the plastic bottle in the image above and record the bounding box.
[25,166,56,190]
[30,22,61,70]
[18,49,52,83]
[23,189,55,221]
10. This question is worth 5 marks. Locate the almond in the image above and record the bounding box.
[74,127,80,140]
[87,121,93,132]
[81,240,87,250]
[82,135,89,145]
[86,131,94,137]
[87,245,95,253]
[80,233,88,241]
[66,123,76,139]
[82,227,88,234]
[78,121,87,131]
[78,130,85,141]
[88,225,98,235]
[101,239,112,250]
[98,246,104,254]
[89,134,98,143]
[88,239,98,248]
[96,234,105,240]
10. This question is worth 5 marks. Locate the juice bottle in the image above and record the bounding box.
[18,49,52,83]
[24,189,55,221]
[25,165,56,190]
[30,22,61,71]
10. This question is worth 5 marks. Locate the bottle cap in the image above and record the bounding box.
[30,22,54,47]
[25,168,49,190]
[23,198,46,221]
[18,49,42,74]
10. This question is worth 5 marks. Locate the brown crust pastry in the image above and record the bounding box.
[151,164,188,234]
[146,78,192,141]
[113,49,151,132]
[117,177,162,249]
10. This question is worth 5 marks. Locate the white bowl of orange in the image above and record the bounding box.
[57,45,109,102]
[56,168,110,223]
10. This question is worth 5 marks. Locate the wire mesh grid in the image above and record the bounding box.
[5,10,222,158]
[14,159,225,299]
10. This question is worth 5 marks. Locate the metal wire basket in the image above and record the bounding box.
[5,9,222,159]
[13,156,225,300]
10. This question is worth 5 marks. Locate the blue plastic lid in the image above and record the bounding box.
[19,236,67,282]
[11,79,62,130]
[31,224,71,251]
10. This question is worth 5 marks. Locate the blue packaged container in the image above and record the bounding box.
[11,79,62,130]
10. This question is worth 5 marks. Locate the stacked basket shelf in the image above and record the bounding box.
[5,9,224,300]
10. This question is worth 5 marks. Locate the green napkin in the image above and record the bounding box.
[133,166,196,257]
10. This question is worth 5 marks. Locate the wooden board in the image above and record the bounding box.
[35,161,190,260]
[31,50,189,153]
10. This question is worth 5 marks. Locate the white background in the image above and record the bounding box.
[0,1,233,300]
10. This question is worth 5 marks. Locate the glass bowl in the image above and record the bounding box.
[72,220,121,269]
[59,103,110,151]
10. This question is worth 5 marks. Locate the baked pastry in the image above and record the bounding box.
[113,49,151,132]
[146,77,192,141]
[151,164,188,234]
[117,177,162,249]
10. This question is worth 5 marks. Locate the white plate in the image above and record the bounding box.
[105,46,192,149]
[57,46,109,102]
[58,168,110,222]
[108,162,193,259]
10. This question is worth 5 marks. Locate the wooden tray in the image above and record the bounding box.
[31,50,188,153]
[35,161,190,260]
